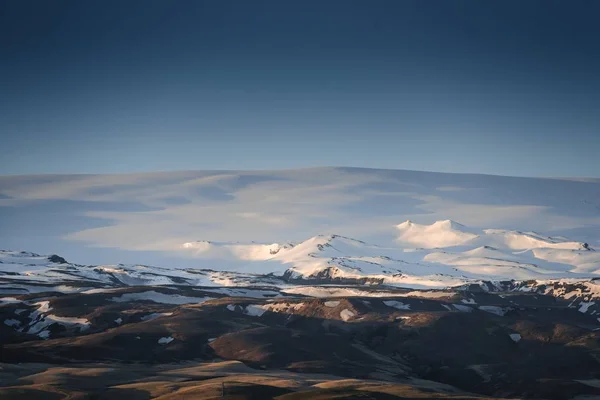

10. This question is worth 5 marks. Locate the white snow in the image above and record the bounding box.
[264,302,306,313]
[404,291,456,299]
[199,287,282,298]
[244,305,267,317]
[4,319,21,327]
[38,330,50,339]
[238,302,306,317]
[281,286,456,299]
[28,314,90,334]
[182,241,292,262]
[522,279,600,301]
[479,306,510,316]
[208,337,216,343]
[158,336,174,344]
[181,233,466,287]
[452,304,473,312]
[396,220,478,248]
[0,297,22,306]
[281,287,400,298]
[340,309,355,321]
[114,317,123,324]
[173,220,599,288]
[34,301,51,313]
[2,222,599,293]
[484,230,587,251]
[578,301,595,313]
[226,304,236,312]
[83,288,123,294]
[509,333,521,342]
[0,284,84,295]
[140,312,173,321]
[383,300,411,310]
[324,301,340,307]
[0,251,65,274]
[2,167,599,287]
[47,315,89,327]
[24,300,90,335]
[2,168,600,295]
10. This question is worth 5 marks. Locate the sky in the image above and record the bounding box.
[1,0,599,178]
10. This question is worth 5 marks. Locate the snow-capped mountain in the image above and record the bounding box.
[3,242,600,400]
[1,168,599,345]
[2,220,598,303]
[176,219,598,284]
[2,167,599,268]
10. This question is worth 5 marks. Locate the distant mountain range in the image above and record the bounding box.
[2,168,599,399]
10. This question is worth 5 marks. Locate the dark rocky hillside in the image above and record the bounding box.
[1,283,599,399]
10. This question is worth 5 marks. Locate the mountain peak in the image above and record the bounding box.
[397,220,413,228]
[396,220,479,249]
[432,219,465,229]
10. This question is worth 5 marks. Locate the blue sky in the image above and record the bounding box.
[1,0,599,177]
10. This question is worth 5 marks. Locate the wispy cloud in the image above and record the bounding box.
[2,168,599,261]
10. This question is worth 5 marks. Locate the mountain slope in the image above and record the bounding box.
[2,219,598,296]
[176,220,598,285]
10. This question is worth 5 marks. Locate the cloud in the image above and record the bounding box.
[3,167,599,262]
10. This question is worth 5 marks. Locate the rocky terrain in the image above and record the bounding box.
[1,251,599,399]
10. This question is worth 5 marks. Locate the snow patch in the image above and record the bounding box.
[200,287,282,298]
[324,301,340,307]
[158,336,174,344]
[509,333,521,342]
[35,301,51,313]
[83,288,122,294]
[396,220,478,248]
[38,330,50,339]
[244,305,267,317]
[383,300,411,310]
[340,309,355,321]
[404,291,456,299]
[264,302,306,313]
[26,301,90,334]
[578,301,595,313]
[479,306,510,316]
[0,297,22,306]
[30,314,91,333]
[141,312,173,321]
[4,319,21,327]
[282,287,399,298]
